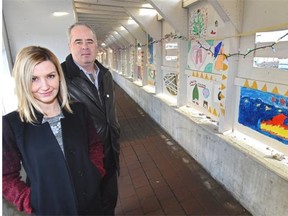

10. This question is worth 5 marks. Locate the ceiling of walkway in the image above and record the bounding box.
[74,0,152,46]
[3,0,197,60]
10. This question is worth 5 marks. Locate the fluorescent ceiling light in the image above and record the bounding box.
[53,12,69,17]
[139,8,157,16]
[128,17,136,25]
[141,3,153,8]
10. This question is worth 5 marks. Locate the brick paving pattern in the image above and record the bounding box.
[114,83,251,216]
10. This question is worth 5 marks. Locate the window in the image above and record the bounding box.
[253,30,288,71]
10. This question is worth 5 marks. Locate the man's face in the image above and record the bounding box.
[69,25,97,70]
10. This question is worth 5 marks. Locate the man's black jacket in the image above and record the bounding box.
[61,54,121,172]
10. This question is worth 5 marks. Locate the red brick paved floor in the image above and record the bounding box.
[114,83,251,216]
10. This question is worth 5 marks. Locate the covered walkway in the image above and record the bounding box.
[114,83,251,215]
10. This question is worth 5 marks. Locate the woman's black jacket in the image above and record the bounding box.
[2,103,104,215]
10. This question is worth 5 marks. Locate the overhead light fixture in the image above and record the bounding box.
[128,17,136,25]
[139,8,157,16]
[141,3,153,8]
[53,12,69,17]
[140,3,155,16]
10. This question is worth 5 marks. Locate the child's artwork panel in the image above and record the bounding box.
[137,66,143,81]
[163,71,178,98]
[148,67,156,86]
[238,87,288,144]
[148,34,154,64]
[189,7,208,39]
[129,48,135,78]
[187,75,221,121]
[187,40,228,74]
[189,6,224,39]
[188,6,228,74]
[187,40,214,73]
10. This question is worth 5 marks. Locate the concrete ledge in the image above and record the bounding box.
[113,72,288,216]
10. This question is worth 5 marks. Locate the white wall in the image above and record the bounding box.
[3,0,75,63]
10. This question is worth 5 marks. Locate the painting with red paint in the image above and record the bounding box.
[238,87,288,144]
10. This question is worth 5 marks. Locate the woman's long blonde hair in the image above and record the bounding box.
[12,46,72,123]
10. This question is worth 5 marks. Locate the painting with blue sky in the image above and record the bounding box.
[238,87,288,144]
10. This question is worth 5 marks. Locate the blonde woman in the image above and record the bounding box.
[2,46,105,215]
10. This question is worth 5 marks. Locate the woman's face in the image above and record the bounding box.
[31,60,60,108]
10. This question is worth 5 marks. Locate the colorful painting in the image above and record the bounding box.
[163,72,178,96]
[148,68,156,86]
[136,48,143,81]
[239,87,288,144]
[207,20,219,38]
[189,8,208,38]
[187,40,214,73]
[213,41,228,72]
[129,48,135,78]
[148,34,154,64]
[187,76,221,120]
[187,40,228,74]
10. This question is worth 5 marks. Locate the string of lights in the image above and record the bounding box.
[196,32,288,59]
[116,32,288,59]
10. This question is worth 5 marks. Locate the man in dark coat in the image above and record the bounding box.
[61,23,121,215]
